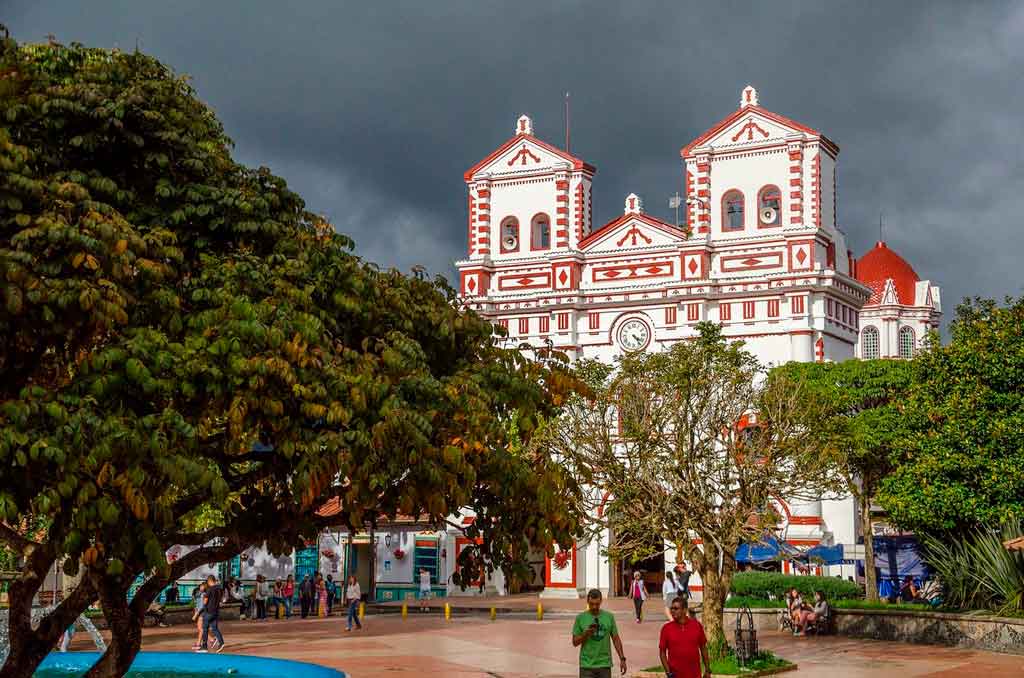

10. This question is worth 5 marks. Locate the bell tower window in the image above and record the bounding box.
[898,326,916,359]
[757,185,781,227]
[500,217,520,253]
[722,190,745,231]
[862,326,880,359]
[531,213,551,250]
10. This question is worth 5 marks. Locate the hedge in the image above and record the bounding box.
[730,572,861,601]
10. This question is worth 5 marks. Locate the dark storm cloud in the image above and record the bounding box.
[8,1,1024,325]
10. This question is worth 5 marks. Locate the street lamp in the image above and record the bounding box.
[384,533,391,549]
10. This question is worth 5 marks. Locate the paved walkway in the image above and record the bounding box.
[69,607,1024,677]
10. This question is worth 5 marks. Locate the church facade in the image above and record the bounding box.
[455,86,940,597]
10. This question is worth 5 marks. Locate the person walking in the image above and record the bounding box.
[344,575,363,631]
[662,571,678,621]
[191,582,207,649]
[197,575,225,653]
[299,574,315,619]
[326,575,336,615]
[659,596,710,678]
[674,563,692,612]
[316,573,328,617]
[255,575,269,621]
[418,567,432,612]
[283,574,295,618]
[571,588,627,678]
[628,571,647,623]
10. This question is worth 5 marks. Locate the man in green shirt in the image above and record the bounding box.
[571,589,627,678]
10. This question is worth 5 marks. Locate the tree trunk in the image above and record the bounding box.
[861,492,878,602]
[697,555,733,659]
[0,573,94,678]
[83,579,142,678]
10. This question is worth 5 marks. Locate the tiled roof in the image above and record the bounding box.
[856,241,920,305]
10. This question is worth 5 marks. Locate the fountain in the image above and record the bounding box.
[0,605,107,664]
[2,608,344,677]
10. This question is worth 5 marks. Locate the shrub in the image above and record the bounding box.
[922,520,1024,616]
[730,572,861,601]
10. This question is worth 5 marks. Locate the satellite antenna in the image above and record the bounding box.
[669,192,683,227]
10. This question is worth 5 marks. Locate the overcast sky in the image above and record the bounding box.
[7,2,1024,325]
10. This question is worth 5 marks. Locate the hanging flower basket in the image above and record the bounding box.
[553,550,571,570]
[321,549,336,560]
[393,548,406,560]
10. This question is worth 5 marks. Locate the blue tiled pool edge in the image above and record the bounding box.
[38,652,345,677]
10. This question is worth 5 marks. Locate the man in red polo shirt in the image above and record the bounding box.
[659,596,710,678]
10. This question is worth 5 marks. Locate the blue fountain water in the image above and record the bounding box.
[35,652,345,678]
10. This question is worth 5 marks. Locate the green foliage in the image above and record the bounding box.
[643,649,792,675]
[723,595,787,609]
[921,520,1024,616]
[730,572,862,601]
[878,297,1024,534]
[0,33,585,674]
[771,359,913,495]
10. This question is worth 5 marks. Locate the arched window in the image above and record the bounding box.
[499,217,519,253]
[722,190,745,231]
[530,213,551,250]
[862,326,879,359]
[757,185,781,226]
[898,326,916,359]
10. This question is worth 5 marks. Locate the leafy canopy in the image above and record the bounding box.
[0,33,584,677]
[878,297,1024,534]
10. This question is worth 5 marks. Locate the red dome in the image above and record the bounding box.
[856,241,920,305]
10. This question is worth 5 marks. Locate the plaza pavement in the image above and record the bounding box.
[67,600,1024,677]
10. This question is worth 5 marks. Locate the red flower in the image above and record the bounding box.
[393,548,406,560]
[553,550,571,570]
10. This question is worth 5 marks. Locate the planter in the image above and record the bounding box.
[723,606,1024,656]
[635,665,797,678]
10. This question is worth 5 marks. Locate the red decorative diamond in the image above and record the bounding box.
[558,270,568,285]
[646,266,662,274]
[741,258,761,266]
[467,277,476,292]
[603,270,622,278]
[516,277,534,286]
[687,259,699,274]
[795,249,807,265]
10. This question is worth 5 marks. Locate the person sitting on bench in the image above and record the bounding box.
[794,591,828,636]
[146,601,170,627]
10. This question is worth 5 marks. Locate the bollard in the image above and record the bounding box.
[536,602,543,621]
[401,602,408,619]
[319,601,326,618]
[489,606,496,621]
[358,601,365,620]
[444,602,451,620]
[276,602,282,620]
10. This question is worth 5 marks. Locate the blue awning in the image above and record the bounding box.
[799,543,845,565]
[734,534,801,563]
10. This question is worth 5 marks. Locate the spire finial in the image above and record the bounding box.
[516,114,533,136]
[741,85,759,108]
[624,193,643,214]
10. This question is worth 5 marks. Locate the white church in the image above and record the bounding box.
[454,86,942,598]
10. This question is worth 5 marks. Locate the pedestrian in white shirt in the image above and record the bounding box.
[662,571,677,621]
[344,575,362,631]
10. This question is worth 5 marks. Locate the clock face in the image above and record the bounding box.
[617,319,651,352]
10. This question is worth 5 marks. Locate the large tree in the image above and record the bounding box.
[544,323,828,651]
[0,33,584,678]
[772,359,913,601]
[877,297,1024,535]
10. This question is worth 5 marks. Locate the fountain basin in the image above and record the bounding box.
[35,652,344,677]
